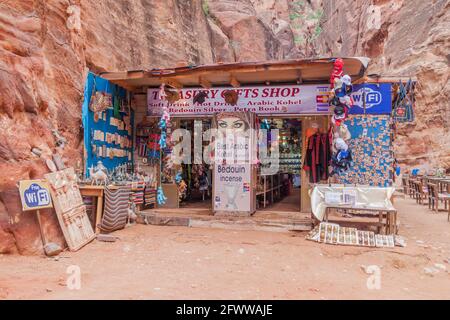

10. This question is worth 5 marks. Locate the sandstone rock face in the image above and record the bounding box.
[0,0,448,254]
[313,0,450,170]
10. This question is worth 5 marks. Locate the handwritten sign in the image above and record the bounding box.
[19,180,53,211]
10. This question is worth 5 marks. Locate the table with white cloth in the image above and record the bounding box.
[310,185,397,234]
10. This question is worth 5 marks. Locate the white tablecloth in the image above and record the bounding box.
[310,184,396,221]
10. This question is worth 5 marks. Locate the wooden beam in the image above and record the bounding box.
[230,74,240,87]
[354,75,418,84]
[162,78,183,89]
[199,76,211,88]
[296,69,303,84]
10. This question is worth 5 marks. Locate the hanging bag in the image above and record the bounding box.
[89,76,112,113]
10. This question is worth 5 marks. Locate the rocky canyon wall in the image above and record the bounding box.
[313,0,450,169]
[0,0,448,254]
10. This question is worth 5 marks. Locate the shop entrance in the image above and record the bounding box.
[257,118,302,213]
[178,119,212,210]
[134,116,213,211]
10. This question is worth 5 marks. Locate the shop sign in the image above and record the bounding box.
[18,180,53,211]
[349,83,392,114]
[148,85,331,116]
[148,83,392,116]
[214,164,252,212]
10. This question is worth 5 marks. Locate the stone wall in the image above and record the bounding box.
[313,0,450,170]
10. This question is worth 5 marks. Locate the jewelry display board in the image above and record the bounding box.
[307,222,395,248]
[335,115,393,187]
[44,168,95,251]
[82,72,134,176]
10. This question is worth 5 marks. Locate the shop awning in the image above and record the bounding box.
[100,57,370,92]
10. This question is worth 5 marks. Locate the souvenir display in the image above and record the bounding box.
[303,131,330,183]
[144,186,157,208]
[334,116,394,187]
[88,164,108,185]
[375,234,395,248]
[156,89,171,205]
[357,230,376,247]
[329,58,343,89]
[86,75,133,178]
[100,186,131,233]
[330,138,353,176]
[130,180,145,206]
[89,79,112,113]
[338,227,359,246]
[392,79,415,122]
[307,222,392,248]
[325,58,357,178]
[257,118,302,209]
[173,119,213,207]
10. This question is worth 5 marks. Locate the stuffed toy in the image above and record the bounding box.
[331,74,353,99]
[334,137,348,151]
[332,104,348,126]
[329,95,340,107]
[337,123,351,141]
[341,75,353,94]
[333,86,347,98]
[339,95,354,108]
[330,138,353,175]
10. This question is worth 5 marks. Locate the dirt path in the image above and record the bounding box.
[1,197,449,300]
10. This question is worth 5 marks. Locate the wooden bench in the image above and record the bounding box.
[324,205,398,235]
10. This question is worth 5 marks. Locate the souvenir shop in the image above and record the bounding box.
[83,58,395,218]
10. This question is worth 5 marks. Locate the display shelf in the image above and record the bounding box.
[256,172,286,209]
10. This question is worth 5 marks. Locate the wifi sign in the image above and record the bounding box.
[19,181,53,211]
[366,91,381,104]
[348,83,392,115]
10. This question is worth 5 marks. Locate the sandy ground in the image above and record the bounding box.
[0,197,449,300]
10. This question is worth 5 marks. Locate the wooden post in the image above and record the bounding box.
[35,209,48,247]
[95,191,104,234]
[363,90,366,115]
